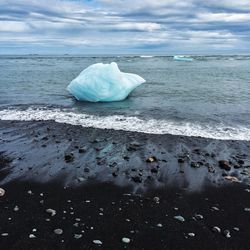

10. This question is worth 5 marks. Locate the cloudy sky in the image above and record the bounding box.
[0,0,250,54]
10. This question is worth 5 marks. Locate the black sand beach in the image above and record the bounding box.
[1,120,250,249]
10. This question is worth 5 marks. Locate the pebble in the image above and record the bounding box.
[54,229,63,235]
[212,226,221,233]
[223,230,231,238]
[146,156,158,163]
[244,208,250,212]
[0,188,5,196]
[174,215,185,222]
[211,206,220,211]
[29,234,36,239]
[74,234,82,239]
[46,208,56,216]
[153,197,160,203]
[245,189,250,192]
[157,223,163,227]
[218,160,231,171]
[93,240,102,245]
[122,237,131,244]
[233,227,240,231]
[27,190,33,195]
[188,233,195,237]
[78,177,85,182]
[1,233,8,237]
[194,214,204,220]
[14,205,19,211]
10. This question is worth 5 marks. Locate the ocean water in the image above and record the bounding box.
[0,55,250,140]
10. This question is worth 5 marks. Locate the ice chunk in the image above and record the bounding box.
[67,62,145,102]
[173,55,193,62]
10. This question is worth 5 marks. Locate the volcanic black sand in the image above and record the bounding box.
[0,120,250,249]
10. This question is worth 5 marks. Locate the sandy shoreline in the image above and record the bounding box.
[0,120,250,249]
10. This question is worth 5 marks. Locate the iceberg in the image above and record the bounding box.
[67,62,145,102]
[173,55,193,62]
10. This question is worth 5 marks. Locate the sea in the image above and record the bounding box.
[0,55,250,140]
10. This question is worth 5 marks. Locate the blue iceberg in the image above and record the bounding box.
[173,55,193,62]
[67,62,145,102]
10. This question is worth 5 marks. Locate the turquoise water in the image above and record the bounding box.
[0,55,250,140]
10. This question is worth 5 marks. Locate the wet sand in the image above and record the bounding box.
[0,120,250,249]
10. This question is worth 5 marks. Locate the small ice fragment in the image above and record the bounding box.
[173,55,193,62]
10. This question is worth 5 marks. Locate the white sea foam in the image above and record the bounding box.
[0,108,250,141]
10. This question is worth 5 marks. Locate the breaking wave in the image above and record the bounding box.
[0,107,250,141]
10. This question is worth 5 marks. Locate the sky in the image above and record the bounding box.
[0,0,250,54]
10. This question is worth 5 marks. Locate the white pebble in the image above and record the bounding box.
[122,237,131,244]
[174,215,185,222]
[1,233,8,237]
[0,188,5,196]
[54,229,63,235]
[212,226,221,233]
[188,233,195,237]
[74,234,82,239]
[46,208,56,216]
[157,223,163,227]
[93,240,102,245]
[14,205,19,212]
[29,234,36,239]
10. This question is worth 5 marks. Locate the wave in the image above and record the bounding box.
[140,55,154,58]
[0,108,250,141]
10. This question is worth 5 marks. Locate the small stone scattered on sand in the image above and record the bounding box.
[153,197,160,203]
[174,215,185,222]
[194,214,204,220]
[29,234,36,239]
[218,160,231,171]
[188,233,195,237]
[122,237,131,243]
[212,226,221,233]
[1,233,9,237]
[146,156,158,163]
[244,208,250,212]
[0,188,5,196]
[93,240,102,245]
[46,208,56,216]
[223,230,231,238]
[78,177,85,182]
[74,234,82,239]
[211,206,220,211]
[13,205,19,211]
[224,176,240,182]
[64,153,74,163]
[54,229,63,235]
